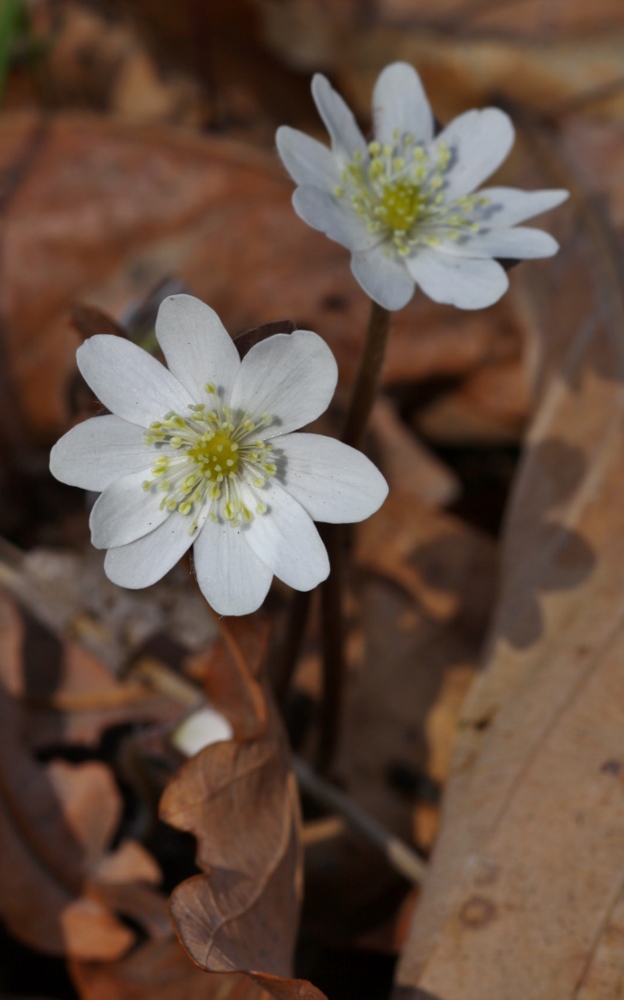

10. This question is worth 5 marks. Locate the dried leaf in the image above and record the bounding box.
[0,588,168,960]
[354,492,498,631]
[257,0,624,120]
[70,938,267,1000]
[185,617,270,742]
[368,397,460,507]
[0,113,524,439]
[394,125,624,999]
[161,634,325,1000]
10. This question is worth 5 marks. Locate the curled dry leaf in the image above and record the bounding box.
[394,125,624,998]
[160,620,326,1000]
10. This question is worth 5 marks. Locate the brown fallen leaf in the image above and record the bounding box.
[28,1,202,124]
[256,0,624,121]
[185,616,270,742]
[354,492,498,630]
[160,618,326,1000]
[0,586,172,960]
[0,113,525,440]
[0,546,215,749]
[70,937,268,1000]
[414,354,532,446]
[368,396,460,507]
[393,120,624,999]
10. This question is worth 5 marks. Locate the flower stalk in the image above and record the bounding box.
[315,300,391,772]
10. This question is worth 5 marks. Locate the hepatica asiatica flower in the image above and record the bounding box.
[276,62,569,311]
[50,295,388,616]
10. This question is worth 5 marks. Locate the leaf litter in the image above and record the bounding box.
[2,3,624,999]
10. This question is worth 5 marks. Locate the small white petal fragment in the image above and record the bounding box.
[230,330,338,438]
[104,513,200,589]
[50,415,157,491]
[311,73,368,163]
[193,516,273,617]
[276,126,341,190]
[155,294,240,404]
[77,335,192,427]
[245,480,330,592]
[373,62,433,146]
[171,707,233,757]
[278,433,389,523]
[407,252,509,309]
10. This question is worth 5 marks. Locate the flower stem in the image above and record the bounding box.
[315,521,344,774]
[316,301,391,773]
[341,300,391,449]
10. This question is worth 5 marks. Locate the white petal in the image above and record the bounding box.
[292,186,378,251]
[311,74,367,163]
[351,246,415,311]
[432,108,514,201]
[475,187,569,227]
[155,295,240,403]
[77,336,192,427]
[192,517,273,616]
[104,514,198,589]
[439,226,559,259]
[373,62,433,145]
[407,251,509,309]
[276,126,341,190]
[90,470,171,549]
[50,415,157,491]
[276,433,388,523]
[229,330,338,438]
[244,479,329,592]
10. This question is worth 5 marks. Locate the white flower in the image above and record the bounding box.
[50,295,388,616]
[276,62,569,311]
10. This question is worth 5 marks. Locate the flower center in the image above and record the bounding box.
[187,429,240,480]
[142,384,276,533]
[378,179,424,233]
[335,135,489,255]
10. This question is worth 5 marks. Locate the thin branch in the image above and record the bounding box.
[293,756,426,885]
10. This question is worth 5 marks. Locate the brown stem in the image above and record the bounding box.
[315,522,345,773]
[276,302,391,767]
[316,301,391,773]
[341,300,391,449]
